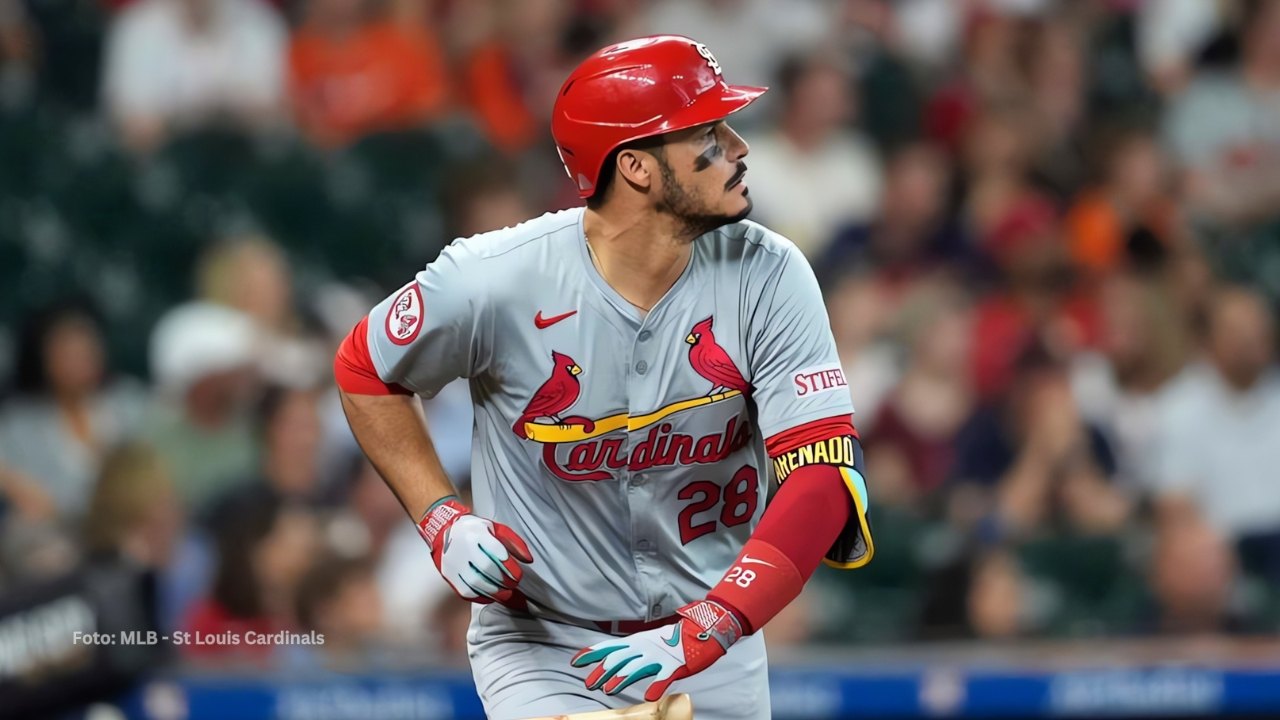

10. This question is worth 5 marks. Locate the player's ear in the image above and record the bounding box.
[616,148,656,192]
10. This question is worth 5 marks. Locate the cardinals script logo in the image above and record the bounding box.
[514,317,754,482]
[386,285,423,346]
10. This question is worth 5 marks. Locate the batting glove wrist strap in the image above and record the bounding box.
[417,497,469,551]
[676,599,742,651]
[707,538,802,635]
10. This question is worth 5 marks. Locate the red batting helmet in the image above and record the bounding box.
[551,35,768,199]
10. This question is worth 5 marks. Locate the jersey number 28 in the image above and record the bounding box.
[676,465,759,545]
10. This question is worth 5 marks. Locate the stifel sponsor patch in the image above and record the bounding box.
[792,364,847,398]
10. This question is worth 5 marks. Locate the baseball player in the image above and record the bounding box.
[334,35,873,720]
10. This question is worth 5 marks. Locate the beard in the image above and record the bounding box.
[654,157,752,240]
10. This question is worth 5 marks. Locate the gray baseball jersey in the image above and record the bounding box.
[363,207,869,623]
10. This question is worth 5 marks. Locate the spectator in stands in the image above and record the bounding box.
[924,7,1033,151]
[1163,0,1280,307]
[293,554,384,663]
[84,442,197,630]
[1152,287,1280,549]
[183,494,319,660]
[826,274,900,430]
[141,302,262,515]
[968,196,1089,400]
[288,0,450,147]
[949,343,1131,541]
[457,0,574,154]
[211,384,325,517]
[742,50,882,260]
[1070,273,1190,492]
[1023,18,1089,201]
[962,107,1054,260]
[919,547,1032,640]
[196,234,327,390]
[1066,126,1181,278]
[820,142,970,287]
[864,283,976,507]
[0,299,147,517]
[101,0,287,153]
[1148,519,1244,635]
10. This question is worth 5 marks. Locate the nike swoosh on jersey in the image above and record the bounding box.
[739,555,775,567]
[534,309,578,329]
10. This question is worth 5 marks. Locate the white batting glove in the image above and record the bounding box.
[418,497,535,608]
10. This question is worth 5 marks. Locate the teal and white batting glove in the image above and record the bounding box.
[418,496,535,609]
[570,599,742,702]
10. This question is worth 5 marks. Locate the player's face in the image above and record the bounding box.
[653,121,752,237]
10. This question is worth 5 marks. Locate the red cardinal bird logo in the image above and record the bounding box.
[686,316,750,395]
[513,351,584,439]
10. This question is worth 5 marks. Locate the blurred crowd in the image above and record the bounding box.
[1,0,1280,671]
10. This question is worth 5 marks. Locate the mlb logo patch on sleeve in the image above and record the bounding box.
[792,364,847,398]
[387,284,424,345]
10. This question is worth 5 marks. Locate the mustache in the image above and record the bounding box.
[725,163,747,189]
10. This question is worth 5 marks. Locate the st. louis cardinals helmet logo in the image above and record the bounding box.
[693,42,723,76]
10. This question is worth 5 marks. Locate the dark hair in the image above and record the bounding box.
[585,135,667,210]
[294,554,374,632]
[209,493,285,618]
[12,296,107,396]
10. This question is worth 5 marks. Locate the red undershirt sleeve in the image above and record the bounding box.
[334,317,412,396]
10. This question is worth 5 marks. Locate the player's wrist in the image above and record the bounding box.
[707,538,802,635]
[417,496,470,551]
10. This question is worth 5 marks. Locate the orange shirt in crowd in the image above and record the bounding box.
[1065,191,1175,275]
[460,41,539,154]
[289,21,450,147]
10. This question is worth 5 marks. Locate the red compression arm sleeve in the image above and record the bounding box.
[707,462,852,633]
[333,317,411,396]
[757,414,859,577]
[751,462,852,578]
[706,414,861,633]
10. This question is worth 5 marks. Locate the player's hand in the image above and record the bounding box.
[570,599,742,702]
[417,496,535,608]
